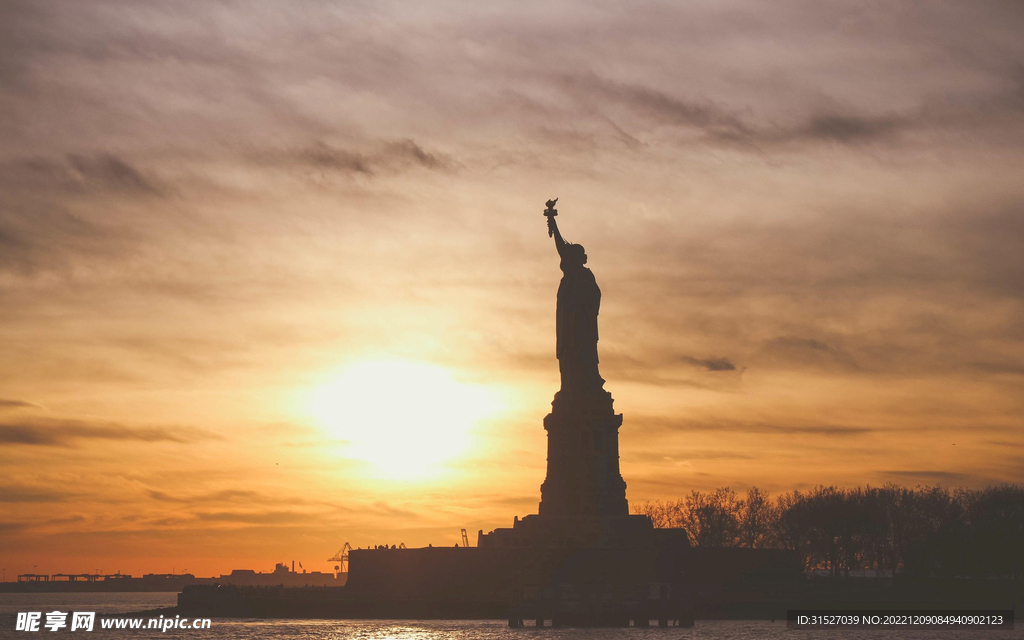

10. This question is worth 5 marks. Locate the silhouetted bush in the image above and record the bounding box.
[634,484,1024,579]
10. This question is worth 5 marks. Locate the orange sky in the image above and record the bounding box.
[2,1,1023,578]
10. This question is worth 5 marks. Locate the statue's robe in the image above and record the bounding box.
[556,264,605,393]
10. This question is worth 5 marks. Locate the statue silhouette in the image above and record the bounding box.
[547,209,606,395]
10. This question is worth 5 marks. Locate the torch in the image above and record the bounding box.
[543,198,558,237]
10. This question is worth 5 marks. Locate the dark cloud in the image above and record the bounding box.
[194,511,304,525]
[257,139,454,179]
[679,356,737,372]
[970,362,1024,376]
[0,418,216,446]
[297,143,371,174]
[769,337,832,352]
[797,114,906,143]
[0,398,41,410]
[881,470,992,486]
[985,440,1024,449]
[761,336,860,370]
[0,0,48,85]
[147,488,324,508]
[147,489,260,504]
[0,206,133,276]
[595,350,737,388]
[4,154,159,194]
[0,485,71,503]
[625,449,755,462]
[563,74,755,142]
[67,154,159,193]
[0,522,30,535]
[0,516,88,540]
[44,515,88,526]
[632,416,874,437]
[606,196,1024,383]
[561,73,914,149]
[605,369,715,390]
[944,206,1024,298]
[383,139,451,170]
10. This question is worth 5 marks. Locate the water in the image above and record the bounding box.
[0,592,177,617]
[0,593,1019,639]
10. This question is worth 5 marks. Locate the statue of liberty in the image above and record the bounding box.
[544,199,606,395]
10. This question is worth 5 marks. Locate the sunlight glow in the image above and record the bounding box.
[307,360,500,480]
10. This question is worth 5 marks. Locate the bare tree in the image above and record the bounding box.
[635,483,1024,578]
[633,500,670,528]
[737,487,778,548]
[682,488,740,547]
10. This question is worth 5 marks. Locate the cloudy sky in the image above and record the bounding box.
[2,0,1023,577]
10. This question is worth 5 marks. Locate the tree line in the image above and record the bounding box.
[634,484,1024,579]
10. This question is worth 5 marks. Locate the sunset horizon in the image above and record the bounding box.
[3,1,1023,584]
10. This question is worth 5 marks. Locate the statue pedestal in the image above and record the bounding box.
[539,389,628,519]
[480,388,655,549]
[485,512,656,548]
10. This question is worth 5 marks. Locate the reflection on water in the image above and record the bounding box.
[0,591,178,615]
[0,594,1018,639]
[197,619,1019,640]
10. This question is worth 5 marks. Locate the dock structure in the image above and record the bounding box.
[507,580,694,628]
[52,574,100,582]
[5,565,344,593]
[337,532,700,627]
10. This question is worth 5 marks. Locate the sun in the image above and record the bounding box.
[306,360,500,480]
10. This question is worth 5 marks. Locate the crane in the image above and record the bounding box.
[328,542,352,573]
[461,528,470,548]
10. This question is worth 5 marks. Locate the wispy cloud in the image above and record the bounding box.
[562,73,914,148]
[0,485,73,503]
[193,511,306,525]
[632,416,875,438]
[881,470,993,485]
[0,398,42,410]
[260,139,455,177]
[4,153,161,194]
[0,418,217,446]
[679,356,737,372]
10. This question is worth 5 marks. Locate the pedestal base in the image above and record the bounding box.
[539,389,628,518]
[479,512,656,548]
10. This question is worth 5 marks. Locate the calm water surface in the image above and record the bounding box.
[0,593,1018,639]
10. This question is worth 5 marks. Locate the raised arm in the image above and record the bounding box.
[548,216,568,258]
